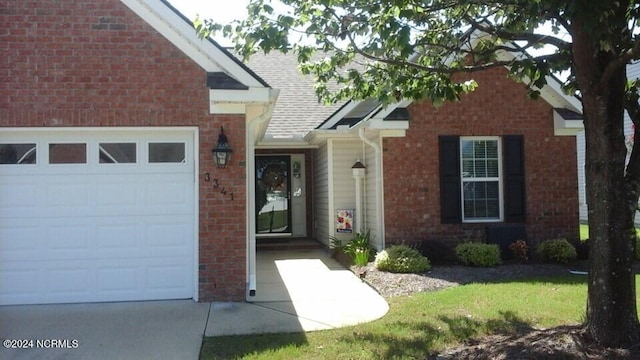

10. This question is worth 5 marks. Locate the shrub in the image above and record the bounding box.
[455,243,502,267]
[536,238,577,264]
[344,231,374,266]
[329,236,343,249]
[509,240,529,261]
[375,245,431,273]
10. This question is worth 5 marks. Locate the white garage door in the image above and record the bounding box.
[0,129,197,305]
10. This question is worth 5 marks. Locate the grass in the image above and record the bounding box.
[257,210,288,233]
[200,275,640,360]
[579,224,589,241]
[580,223,640,241]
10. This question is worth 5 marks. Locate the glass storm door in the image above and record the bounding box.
[256,156,291,234]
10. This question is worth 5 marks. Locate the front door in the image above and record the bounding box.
[256,156,291,235]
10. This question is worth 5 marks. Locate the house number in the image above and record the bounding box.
[203,173,233,200]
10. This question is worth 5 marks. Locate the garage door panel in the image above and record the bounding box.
[0,181,40,218]
[144,177,192,206]
[47,183,90,207]
[97,223,140,253]
[0,129,196,305]
[147,264,192,291]
[0,269,41,297]
[145,219,193,256]
[97,182,138,207]
[97,267,139,292]
[47,268,91,295]
[48,225,91,258]
[0,224,42,259]
[2,252,193,305]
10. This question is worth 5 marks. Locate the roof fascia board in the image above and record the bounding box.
[210,103,246,114]
[367,118,409,130]
[370,99,412,120]
[209,88,272,103]
[210,88,279,115]
[379,129,407,137]
[121,0,266,88]
[317,101,361,129]
[553,109,584,136]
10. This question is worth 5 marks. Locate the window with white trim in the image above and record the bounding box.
[460,137,502,222]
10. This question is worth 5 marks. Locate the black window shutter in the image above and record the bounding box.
[439,136,461,224]
[503,135,526,222]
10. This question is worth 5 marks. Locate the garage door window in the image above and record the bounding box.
[0,143,36,164]
[49,143,87,164]
[99,143,136,164]
[149,143,185,163]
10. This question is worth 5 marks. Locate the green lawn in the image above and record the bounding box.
[580,224,589,241]
[580,223,640,240]
[199,276,640,360]
[257,210,288,233]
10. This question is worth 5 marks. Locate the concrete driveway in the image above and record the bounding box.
[0,300,210,360]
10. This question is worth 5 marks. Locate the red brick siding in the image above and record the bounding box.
[383,67,578,250]
[1,0,246,301]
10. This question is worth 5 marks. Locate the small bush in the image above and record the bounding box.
[343,231,375,266]
[455,243,502,267]
[536,238,577,264]
[375,245,431,273]
[509,240,529,261]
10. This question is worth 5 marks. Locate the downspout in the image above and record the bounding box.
[246,98,277,300]
[358,127,385,250]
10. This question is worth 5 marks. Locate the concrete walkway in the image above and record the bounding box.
[0,249,388,359]
[206,249,389,336]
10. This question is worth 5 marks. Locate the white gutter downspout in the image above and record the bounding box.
[358,127,385,250]
[246,99,277,300]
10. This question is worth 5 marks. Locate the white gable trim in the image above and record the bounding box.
[121,0,265,88]
[317,102,361,130]
[553,110,584,136]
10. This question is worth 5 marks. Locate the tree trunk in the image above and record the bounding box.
[582,82,640,348]
[572,3,640,346]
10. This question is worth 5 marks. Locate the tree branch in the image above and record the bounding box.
[601,38,640,90]
[469,20,572,50]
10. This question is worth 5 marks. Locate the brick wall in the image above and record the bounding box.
[1,0,247,301]
[383,66,579,252]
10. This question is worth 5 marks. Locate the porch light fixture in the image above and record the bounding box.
[351,159,366,178]
[212,126,233,168]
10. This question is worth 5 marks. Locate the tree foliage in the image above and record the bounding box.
[195,0,632,105]
[197,0,640,348]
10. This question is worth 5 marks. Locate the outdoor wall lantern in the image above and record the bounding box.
[212,126,232,168]
[351,159,366,178]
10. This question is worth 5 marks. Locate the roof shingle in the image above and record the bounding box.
[243,52,344,139]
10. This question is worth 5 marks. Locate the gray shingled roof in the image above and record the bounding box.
[243,52,344,140]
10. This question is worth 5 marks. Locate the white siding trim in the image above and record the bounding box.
[327,139,335,243]
[192,128,199,301]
